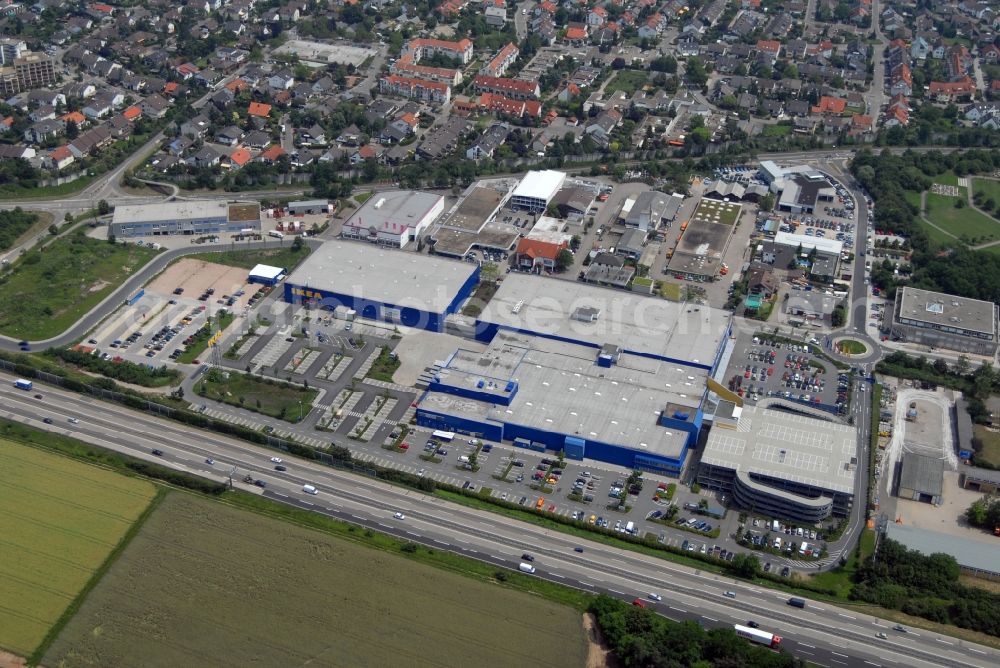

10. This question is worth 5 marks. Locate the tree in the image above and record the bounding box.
[956,355,971,376]
[65,120,79,140]
[555,249,574,271]
[731,553,760,578]
[97,200,111,215]
[760,192,775,212]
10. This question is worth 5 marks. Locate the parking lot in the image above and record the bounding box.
[721,330,852,415]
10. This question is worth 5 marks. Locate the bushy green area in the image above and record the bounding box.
[965,495,1000,532]
[176,311,235,364]
[194,368,318,422]
[44,348,182,387]
[851,539,1000,637]
[0,208,39,251]
[366,345,400,382]
[0,232,161,339]
[589,595,804,667]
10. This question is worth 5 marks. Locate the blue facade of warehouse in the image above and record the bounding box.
[415,363,708,477]
[282,265,480,333]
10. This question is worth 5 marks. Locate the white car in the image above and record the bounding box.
[270,457,283,463]
[648,593,663,601]
[393,512,405,520]
[68,417,79,424]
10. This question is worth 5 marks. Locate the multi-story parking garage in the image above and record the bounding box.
[697,403,859,522]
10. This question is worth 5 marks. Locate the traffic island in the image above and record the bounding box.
[835,338,869,356]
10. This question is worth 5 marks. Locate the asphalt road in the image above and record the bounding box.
[2,375,996,668]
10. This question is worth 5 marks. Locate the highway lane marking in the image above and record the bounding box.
[831,652,848,658]
[377,523,391,529]
[864,662,881,667]
[300,501,314,506]
[968,648,986,655]
[831,660,847,666]
[838,613,855,620]
[798,651,814,656]
[608,589,625,596]
[798,643,815,649]
[272,492,288,498]
[669,606,686,613]
[702,616,718,622]
[405,532,420,537]
[934,638,954,645]
[550,573,566,579]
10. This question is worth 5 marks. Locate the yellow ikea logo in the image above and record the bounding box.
[291,287,323,299]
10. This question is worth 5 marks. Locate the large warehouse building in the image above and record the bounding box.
[697,403,859,522]
[509,170,566,212]
[110,201,261,238]
[889,287,999,356]
[758,161,836,214]
[283,241,479,331]
[415,274,735,475]
[340,190,444,249]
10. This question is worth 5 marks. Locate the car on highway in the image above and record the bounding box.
[747,621,760,629]
[42,417,53,424]
[33,393,42,399]
[393,512,405,520]
[648,593,662,601]
[68,417,79,424]
[274,465,286,471]
[521,553,535,562]
[876,632,887,639]
[152,449,164,456]
[205,458,215,465]
[254,480,267,488]
[724,591,736,598]
[270,457,283,463]
[893,625,907,633]
[574,546,584,553]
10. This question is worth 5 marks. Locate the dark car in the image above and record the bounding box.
[254,479,268,488]
[781,566,791,577]
[574,547,584,553]
[747,621,760,629]
[151,449,164,456]
[274,464,287,472]
[521,553,535,562]
[42,417,53,424]
[33,393,42,399]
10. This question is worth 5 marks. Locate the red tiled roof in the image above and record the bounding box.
[811,96,847,115]
[50,145,73,160]
[756,39,781,54]
[122,106,141,121]
[929,77,975,95]
[258,145,286,161]
[229,147,252,166]
[517,237,566,260]
[565,26,588,40]
[248,101,272,117]
[61,111,86,124]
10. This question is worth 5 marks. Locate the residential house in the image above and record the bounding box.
[380,75,451,103]
[216,125,244,146]
[928,77,976,102]
[244,130,272,149]
[516,237,568,272]
[889,63,913,96]
[190,145,221,168]
[68,124,112,158]
[139,94,170,119]
[811,95,847,115]
[248,101,272,118]
[484,5,507,28]
[467,122,509,160]
[585,108,621,146]
[46,144,75,170]
[180,114,211,138]
[24,118,64,143]
[473,75,539,100]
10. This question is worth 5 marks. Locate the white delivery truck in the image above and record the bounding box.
[625,521,636,534]
[519,562,536,574]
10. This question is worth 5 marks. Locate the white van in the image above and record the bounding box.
[519,562,536,574]
[302,484,318,495]
[458,455,470,464]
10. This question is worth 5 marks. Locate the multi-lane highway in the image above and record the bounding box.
[2,374,996,668]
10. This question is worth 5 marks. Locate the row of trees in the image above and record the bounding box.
[0,208,38,252]
[851,539,1000,637]
[589,595,804,668]
[44,348,181,388]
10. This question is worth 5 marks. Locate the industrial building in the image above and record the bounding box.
[960,467,1000,494]
[697,404,859,522]
[414,272,734,474]
[416,330,706,476]
[283,241,479,332]
[758,161,836,214]
[886,524,1000,581]
[509,170,566,212]
[621,191,682,233]
[110,201,261,238]
[897,453,944,504]
[340,190,444,249]
[889,287,1000,356]
[476,273,732,369]
[286,200,332,216]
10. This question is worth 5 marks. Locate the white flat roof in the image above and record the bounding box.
[249,264,285,280]
[343,190,443,233]
[113,200,229,224]
[511,170,566,202]
[701,405,858,495]
[482,273,730,367]
[285,241,477,313]
[774,230,843,256]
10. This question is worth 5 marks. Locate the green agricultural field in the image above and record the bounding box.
[0,231,161,339]
[0,439,155,657]
[188,244,311,271]
[45,493,588,668]
[606,69,649,96]
[924,193,1000,242]
[194,367,318,422]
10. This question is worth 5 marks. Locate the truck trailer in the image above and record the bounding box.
[13,379,32,391]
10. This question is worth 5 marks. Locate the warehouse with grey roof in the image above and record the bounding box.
[890,287,1000,356]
